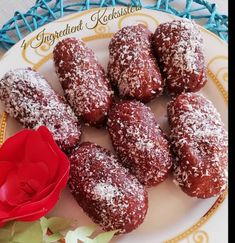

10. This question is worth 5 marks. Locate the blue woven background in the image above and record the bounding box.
[0,0,228,50]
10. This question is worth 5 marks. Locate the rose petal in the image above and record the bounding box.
[38,126,70,179]
[0,203,11,219]
[1,207,47,224]
[0,126,70,224]
[0,130,31,162]
[7,183,56,210]
[31,183,56,202]
[24,130,56,163]
[0,161,15,186]
[8,166,69,222]
[18,162,50,190]
[24,129,60,182]
[0,171,31,206]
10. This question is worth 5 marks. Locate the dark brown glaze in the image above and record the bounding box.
[168,93,228,198]
[69,142,148,234]
[53,37,113,127]
[108,24,164,103]
[0,68,81,152]
[153,19,207,95]
[107,100,173,187]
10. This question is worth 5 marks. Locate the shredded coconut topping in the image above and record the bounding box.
[108,24,164,102]
[93,183,120,202]
[69,143,148,233]
[154,19,207,94]
[107,100,172,186]
[53,38,112,125]
[0,68,81,151]
[168,93,228,198]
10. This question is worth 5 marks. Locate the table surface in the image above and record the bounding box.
[0,0,228,57]
[0,0,228,31]
[0,1,228,243]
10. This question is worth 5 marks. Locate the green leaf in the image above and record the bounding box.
[13,221,34,233]
[40,216,71,243]
[64,226,117,243]
[0,240,11,243]
[11,221,43,243]
[40,217,72,235]
[92,230,118,243]
[44,232,63,243]
[2,221,15,231]
[64,230,76,243]
[0,221,16,243]
[65,225,96,243]
[40,217,49,236]
[46,217,72,233]
[0,228,11,240]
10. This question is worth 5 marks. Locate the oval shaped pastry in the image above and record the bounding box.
[153,19,207,95]
[0,68,81,152]
[69,142,148,234]
[108,24,164,103]
[53,37,113,126]
[107,100,173,187]
[168,93,228,198]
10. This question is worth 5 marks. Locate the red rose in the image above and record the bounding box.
[0,126,70,226]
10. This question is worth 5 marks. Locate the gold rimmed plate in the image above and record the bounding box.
[0,7,228,243]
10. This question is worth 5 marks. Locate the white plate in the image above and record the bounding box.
[0,7,228,243]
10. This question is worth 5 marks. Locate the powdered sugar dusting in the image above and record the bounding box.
[0,68,81,152]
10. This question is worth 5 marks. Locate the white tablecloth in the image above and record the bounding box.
[0,1,228,243]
